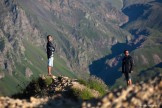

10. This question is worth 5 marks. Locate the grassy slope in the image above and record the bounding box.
[107,0,123,10]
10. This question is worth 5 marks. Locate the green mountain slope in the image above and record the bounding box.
[107,0,123,10]
[0,0,130,95]
[16,0,130,74]
[0,0,162,96]
[0,39,75,96]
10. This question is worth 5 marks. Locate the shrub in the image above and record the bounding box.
[41,76,53,87]
[12,76,54,99]
[0,38,5,51]
[72,88,94,100]
[78,75,108,96]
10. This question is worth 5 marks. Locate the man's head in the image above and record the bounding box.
[124,50,129,56]
[47,35,53,42]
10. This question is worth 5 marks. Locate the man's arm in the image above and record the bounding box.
[49,42,55,52]
[122,59,124,73]
[130,57,134,72]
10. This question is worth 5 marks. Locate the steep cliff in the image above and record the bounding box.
[0,0,44,76]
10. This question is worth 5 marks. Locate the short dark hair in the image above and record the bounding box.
[124,50,129,54]
[47,35,51,40]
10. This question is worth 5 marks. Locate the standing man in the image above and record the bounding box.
[46,35,55,76]
[122,50,134,86]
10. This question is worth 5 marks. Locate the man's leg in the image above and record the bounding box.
[48,57,53,76]
[124,73,129,86]
[128,73,132,85]
[48,66,52,75]
[124,73,132,86]
[129,79,132,85]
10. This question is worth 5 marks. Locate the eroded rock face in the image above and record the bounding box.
[25,67,33,78]
[0,75,161,108]
[0,0,44,76]
[153,54,162,64]
[0,72,5,79]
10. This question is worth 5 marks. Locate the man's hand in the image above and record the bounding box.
[130,71,133,73]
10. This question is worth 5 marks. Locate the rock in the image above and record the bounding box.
[52,75,57,79]
[87,103,91,107]
[82,102,87,108]
[159,81,162,89]
[107,93,114,100]
[30,97,37,103]
[131,97,141,106]
[25,67,33,78]
[0,72,5,79]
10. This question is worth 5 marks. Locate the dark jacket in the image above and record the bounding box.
[46,41,55,59]
[122,55,134,73]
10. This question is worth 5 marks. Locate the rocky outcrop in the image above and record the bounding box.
[0,72,5,79]
[0,75,161,108]
[84,75,162,108]
[2,75,106,107]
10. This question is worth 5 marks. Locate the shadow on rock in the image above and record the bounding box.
[155,62,162,68]
[138,62,162,81]
[121,4,151,28]
[149,0,162,3]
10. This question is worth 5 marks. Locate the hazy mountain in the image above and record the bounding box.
[0,0,162,95]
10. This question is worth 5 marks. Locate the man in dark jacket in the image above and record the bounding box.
[122,50,134,86]
[46,35,55,76]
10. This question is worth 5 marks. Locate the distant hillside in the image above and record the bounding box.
[0,0,131,95]
[107,0,123,10]
[0,0,76,96]
[16,0,130,74]
[0,0,162,96]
